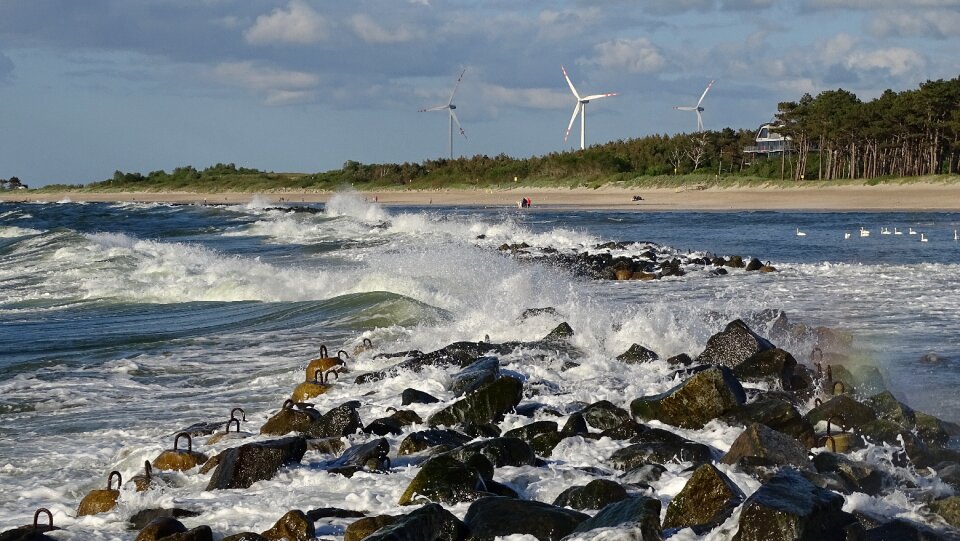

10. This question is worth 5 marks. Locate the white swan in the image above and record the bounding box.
[954,229,958,241]
[920,233,928,243]
[909,227,917,235]
[859,227,870,237]
[796,228,806,237]
[894,227,902,235]
[881,227,891,235]
[844,232,851,240]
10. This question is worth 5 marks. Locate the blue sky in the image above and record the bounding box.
[1,0,958,186]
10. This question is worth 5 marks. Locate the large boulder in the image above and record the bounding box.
[261,510,313,541]
[259,402,321,436]
[570,496,662,539]
[663,463,745,533]
[805,395,877,430]
[344,516,399,541]
[128,509,202,531]
[134,517,188,541]
[812,453,891,496]
[362,503,467,541]
[326,438,390,476]
[616,344,660,364]
[398,429,472,456]
[427,376,523,427]
[630,367,746,429]
[552,479,629,510]
[732,348,796,387]
[725,397,816,448]
[733,469,861,541]
[463,496,589,541]
[206,437,307,490]
[929,497,960,530]
[611,428,714,469]
[401,388,440,405]
[398,455,487,506]
[504,421,563,457]
[721,423,811,470]
[695,319,775,368]
[446,437,537,468]
[364,410,422,437]
[580,400,632,431]
[450,357,500,397]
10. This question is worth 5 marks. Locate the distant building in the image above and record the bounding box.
[743,123,793,156]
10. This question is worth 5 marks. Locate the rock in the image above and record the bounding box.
[305,508,366,521]
[725,397,817,448]
[721,423,811,470]
[450,357,500,397]
[401,388,440,405]
[695,319,775,368]
[77,471,121,516]
[259,402,321,436]
[128,509,202,531]
[619,463,667,486]
[344,516,399,541]
[663,464,745,533]
[553,479,629,510]
[914,411,951,448]
[616,344,660,364]
[312,401,364,438]
[307,437,345,455]
[805,395,877,430]
[732,348,796,387]
[745,257,763,271]
[221,534,267,541]
[504,421,563,456]
[327,438,390,476]
[929,497,960,529]
[864,519,945,540]
[848,365,887,396]
[206,437,307,490]
[427,376,523,427]
[152,434,209,472]
[446,437,537,468]
[560,412,589,437]
[290,379,332,403]
[611,428,714,469]
[398,429,472,456]
[544,322,575,340]
[812,453,891,496]
[665,353,694,366]
[867,391,916,428]
[260,510,313,541]
[571,496,662,539]
[580,400,632,431]
[464,496,589,541]
[630,366,746,429]
[397,455,487,506]
[135,517,188,541]
[362,503,468,541]
[733,469,861,541]
[156,526,212,541]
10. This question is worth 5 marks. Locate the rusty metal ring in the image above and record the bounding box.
[143,460,153,480]
[362,338,373,348]
[833,381,846,394]
[230,407,246,422]
[337,350,350,361]
[319,345,328,358]
[312,366,326,384]
[827,365,833,382]
[227,418,241,433]
[107,470,122,490]
[826,415,846,436]
[815,398,823,407]
[34,508,53,530]
[821,435,837,452]
[174,432,192,453]
[282,399,295,410]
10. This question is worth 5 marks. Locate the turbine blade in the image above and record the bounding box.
[674,106,695,111]
[419,105,448,112]
[582,92,617,101]
[564,103,581,143]
[448,68,466,106]
[450,109,466,139]
[696,79,715,107]
[561,65,580,100]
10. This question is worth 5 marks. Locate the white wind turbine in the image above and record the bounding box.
[562,65,617,150]
[674,79,715,132]
[419,69,467,159]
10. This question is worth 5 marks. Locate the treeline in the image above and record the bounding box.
[777,77,960,180]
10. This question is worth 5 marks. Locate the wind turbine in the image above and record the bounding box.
[562,65,617,150]
[419,69,467,159]
[673,79,715,132]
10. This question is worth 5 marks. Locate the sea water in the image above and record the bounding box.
[1,196,959,539]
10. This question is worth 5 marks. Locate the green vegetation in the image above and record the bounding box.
[26,77,960,194]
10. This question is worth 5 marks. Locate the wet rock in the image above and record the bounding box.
[619,463,667,486]
[134,517,187,541]
[864,519,945,540]
[364,410,422,437]
[580,400,632,431]
[307,437,345,455]
[868,392,916,428]
[363,503,467,541]
[745,257,763,271]
[401,388,440,405]
[0,528,57,541]
[260,510,313,541]
[77,472,121,516]
[805,395,877,430]
[128,509,202,531]
[571,496,662,539]
[600,420,644,440]
[611,428,714,469]
[722,423,811,470]
[520,307,561,320]
[665,353,694,366]
[504,421,563,456]
[221,534,267,541]
[725,397,817,448]
[812,453,891,496]
[732,348,796,387]
[663,463,745,533]
[848,365,888,396]
[733,469,861,541]
[560,412,589,437]
[397,455,487,506]
[553,479,629,510]
[929,497,960,529]
[447,437,537,468]
[460,423,502,438]
[915,411,952,448]
[259,402,321,436]
[696,319,775,369]
[464,496,589,541]
[616,344,660,364]
[427,376,523,427]
[161,526,213,541]
[305,508,366,521]
[206,437,307,490]
[312,401,364,438]
[630,366,746,429]
[544,322,575,340]
[398,429,472,456]
[450,357,500,397]
[152,434,209,472]
[344,516,399,541]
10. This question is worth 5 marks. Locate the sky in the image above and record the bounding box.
[1,1,958,186]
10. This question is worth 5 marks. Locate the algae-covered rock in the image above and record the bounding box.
[580,400,632,431]
[504,421,563,456]
[464,496,589,541]
[812,452,891,496]
[398,429,472,456]
[135,517,188,541]
[611,428,713,469]
[446,437,536,468]
[695,319,775,368]
[152,434,208,472]
[725,397,816,448]
[427,376,523,427]
[732,348,796,386]
[804,395,877,430]
[401,388,440,405]
[616,344,660,364]
[571,496,662,539]
[552,479,629,510]
[663,463,745,533]
[631,366,746,429]
[867,391,916,428]
[398,455,487,506]
[259,402,321,436]
[344,516,399,541]
[161,526,213,541]
[929,497,960,529]
[206,437,307,490]
[260,510,313,541]
[450,356,500,397]
[363,503,467,541]
[77,472,121,516]
[721,423,811,470]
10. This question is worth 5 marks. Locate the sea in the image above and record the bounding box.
[1,194,959,539]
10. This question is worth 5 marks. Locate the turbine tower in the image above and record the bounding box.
[419,69,467,159]
[673,80,714,132]
[562,65,617,150]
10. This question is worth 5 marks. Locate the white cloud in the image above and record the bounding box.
[846,47,926,76]
[588,37,665,74]
[244,0,328,45]
[870,10,960,38]
[481,84,570,110]
[806,0,960,8]
[819,33,857,63]
[212,61,319,105]
[349,14,421,44]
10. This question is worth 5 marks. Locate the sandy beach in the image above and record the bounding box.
[3,183,960,211]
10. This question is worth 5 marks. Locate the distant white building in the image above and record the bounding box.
[744,123,793,156]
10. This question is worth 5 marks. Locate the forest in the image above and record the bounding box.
[74,76,960,192]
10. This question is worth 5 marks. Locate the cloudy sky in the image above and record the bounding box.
[1,0,957,185]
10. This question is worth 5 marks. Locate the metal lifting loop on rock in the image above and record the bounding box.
[362,338,373,348]
[282,399,296,410]
[325,368,339,381]
[319,345,328,358]
[337,350,350,361]
[811,347,823,363]
[227,418,241,433]
[826,365,833,382]
[826,415,846,436]
[143,460,153,480]
[312,367,326,384]
[815,398,823,407]
[34,508,53,530]
[174,432,192,453]
[833,381,846,395]
[822,435,837,452]
[107,471,122,490]
[231,407,246,422]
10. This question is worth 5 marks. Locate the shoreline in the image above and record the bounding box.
[4,183,960,211]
